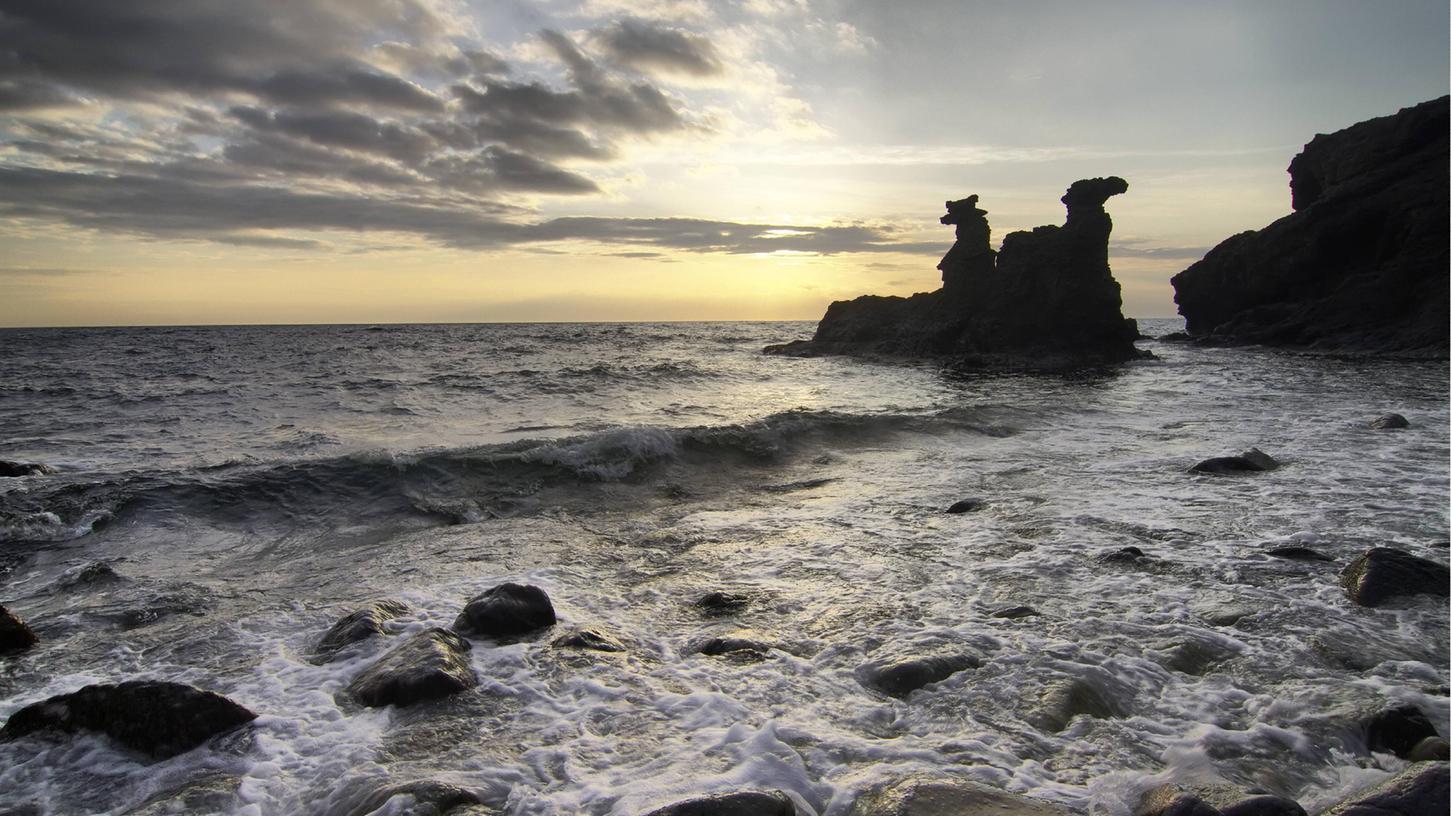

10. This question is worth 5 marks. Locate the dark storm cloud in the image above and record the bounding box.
[230,107,437,163]
[595,19,723,77]
[0,165,921,255]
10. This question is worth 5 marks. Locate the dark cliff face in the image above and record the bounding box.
[1171,96,1449,356]
[769,178,1141,369]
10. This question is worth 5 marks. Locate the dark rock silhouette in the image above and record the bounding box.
[945,498,985,514]
[347,628,477,708]
[1265,546,1334,562]
[453,583,556,638]
[1369,412,1410,429]
[1171,97,1449,355]
[856,653,980,698]
[765,179,1141,368]
[1318,762,1448,816]
[1364,704,1440,759]
[0,680,256,759]
[1189,448,1279,475]
[848,777,1069,815]
[0,461,53,477]
[0,605,38,652]
[312,599,410,662]
[1340,547,1450,607]
[642,790,797,816]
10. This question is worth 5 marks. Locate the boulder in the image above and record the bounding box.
[339,779,487,816]
[1030,677,1124,732]
[763,179,1142,369]
[1189,448,1279,475]
[693,591,751,617]
[0,461,53,477]
[1363,704,1440,759]
[991,606,1040,619]
[641,790,797,816]
[946,498,985,514]
[694,635,774,661]
[856,653,980,698]
[347,628,477,708]
[1099,546,1148,565]
[1340,547,1450,607]
[1171,97,1449,356]
[0,680,256,759]
[1319,762,1448,816]
[1368,413,1410,429]
[1265,546,1334,562]
[452,583,555,637]
[313,600,410,661]
[1135,783,1306,816]
[847,776,1069,815]
[0,605,38,652]
[1408,737,1450,761]
[551,627,626,652]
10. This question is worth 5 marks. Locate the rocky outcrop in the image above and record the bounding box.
[313,600,410,661]
[0,680,256,759]
[453,583,555,638]
[641,790,798,816]
[765,179,1141,368]
[1171,97,1449,355]
[347,628,477,708]
[0,605,38,652]
[1340,547,1449,607]
[1319,762,1448,816]
[848,777,1069,816]
[856,653,981,698]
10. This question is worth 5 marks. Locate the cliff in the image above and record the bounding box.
[1170,97,1449,356]
[766,178,1142,369]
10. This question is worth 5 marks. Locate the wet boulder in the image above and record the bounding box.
[1030,677,1125,732]
[693,635,774,661]
[641,790,797,816]
[693,591,751,617]
[339,779,487,816]
[856,653,981,698]
[946,498,985,514]
[313,600,410,661]
[1340,547,1450,607]
[0,461,53,478]
[453,583,555,637]
[551,628,626,652]
[1,605,38,652]
[0,680,256,759]
[1368,412,1410,429]
[1135,783,1306,816]
[1099,546,1148,565]
[1408,736,1450,761]
[1319,761,1448,816]
[347,628,477,708]
[847,776,1068,815]
[1265,546,1334,562]
[1189,448,1279,475]
[990,605,1040,619]
[1363,704,1441,759]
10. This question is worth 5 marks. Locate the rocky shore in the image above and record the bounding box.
[1171,97,1449,356]
[765,178,1142,369]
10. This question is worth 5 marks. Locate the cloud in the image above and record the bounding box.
[594,19,724,77]
[1109,242,1212,260]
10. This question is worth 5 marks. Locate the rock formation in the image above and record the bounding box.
[1171,97,1449,355]
[765,179,1142,368]
[453,583,556,638]
[347,627,477,708]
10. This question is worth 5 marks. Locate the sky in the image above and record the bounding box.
[0,0,1446,327]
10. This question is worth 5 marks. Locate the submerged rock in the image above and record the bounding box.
[847,776,1068,815]
[313,600,410,661]
[1368,412,1410,429]
[1363,704,1441,759]
[453,583,556,637]
[0,680,256,759]
[694,635,774,661]
[1099,546,1148,565]
[551,627,626,652]
[0,461,53,477]
[1319,761,1448,815]
[693,591,751,616]
[945,498,985,514]
[764,179,1141,369]
[990,605,1040,619]
[1340,547,1450,607]
[856,653,981,698]
[1265,546,1334,562]
[339,779,487,816]
[641,790,797,816]
[1030,677,1125,732]
[1408,736,1451,761]
[0,605,38,652]
[1153,637,1241,676]
[1189,448,1279,475]
[347,628,477,708]
[1171,97,1449,355]
[1135,783,1306,816]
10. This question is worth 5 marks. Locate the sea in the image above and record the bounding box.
[0,320,1446,815]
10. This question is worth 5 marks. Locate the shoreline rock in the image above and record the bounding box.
[1340,547,1450,607]
[347,628,477,708]
[0,605,38,652]
[0,680,256,759]
[312,599,410,662]
[764,179,1142,369]
[1171,97,1449,356]
[453,583,556,638]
